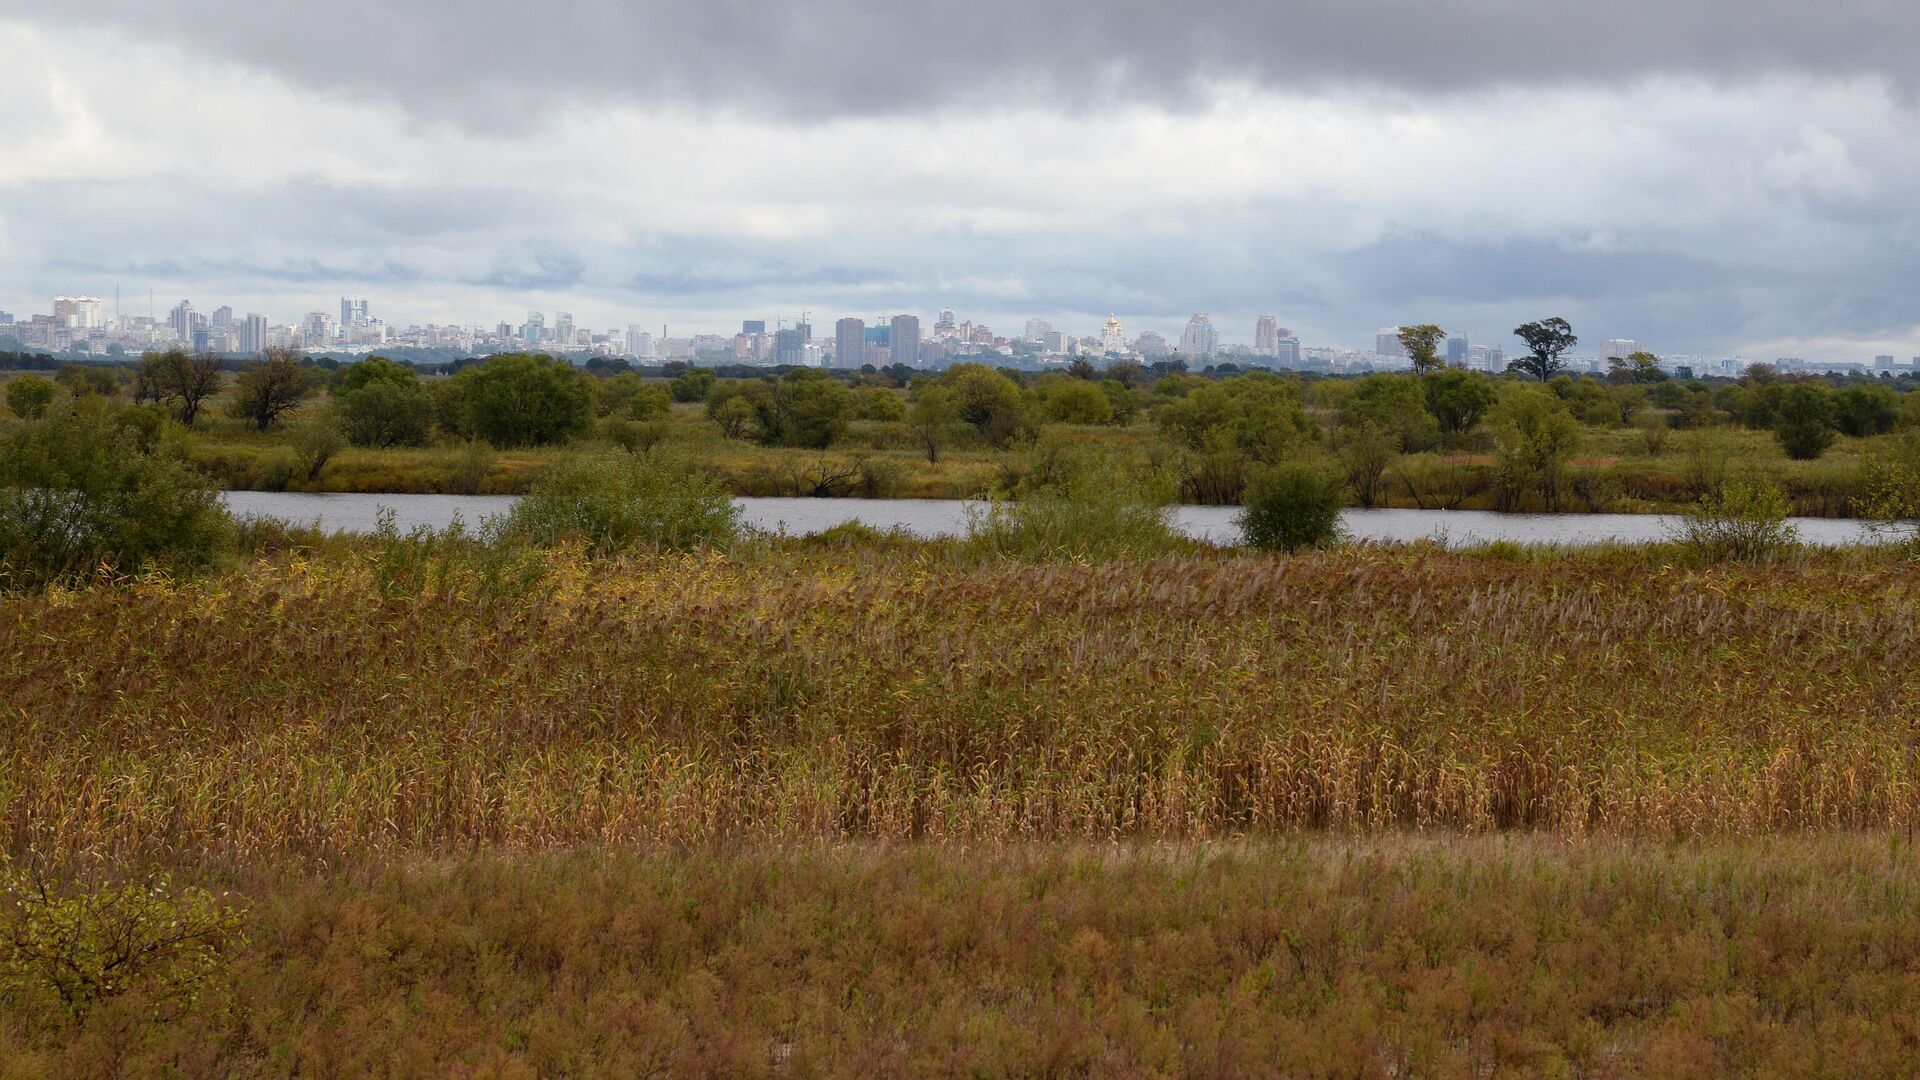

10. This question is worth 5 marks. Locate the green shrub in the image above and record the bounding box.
[852,385,907,422]
[748,371,855,449]
[291,421,345,483]
[670,368,717,403]
[5,375,58,420]
[596,373,672,420]
[1856,434,1920,549]
[1038,377,1115,425]
[604,417,673,454]
[1773,384,1838,460]
[0,416,233,589]
[1423,369,1498,434]
[966,453,1179,561]
[361,510,550,605]
[443,354,593,448]
[0,860,246,1020]
[1491,390,1580,511]
[505,455,739,554]
[446,440,495,495]
[1344,374,1439,452]
[335,356,419,394]
[337,379,433,447]
[1238,461,1346,552]
[1154,372,1315,463]
[112,403,171,454]
[1834,384,1899,438]
[1669,476,1798,561]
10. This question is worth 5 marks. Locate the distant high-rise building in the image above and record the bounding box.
[1024,318,1052,342]
[192,328,211,352]
[890,315,921,369]
[211,305,234,331]
[1876,354,1896,369]
[522,311,546,342]
[168,300,196,343]
[1599,338,1645,362]
[1274,336,1302,368]
[241,314,268,354]
[935,309,957,335]
[1180,314,1218,356]
[340,297,370,329]
[1446,336,1469,365]
[742,319,767,336]
[1135,330,1171,357]
[626,326,654,358]
[300,312,335,349]
[0,311,12,325]
[53,295,104,329]
[834,317,865,370]
[1375,329,1407,358]
[1255,315,1280,355]
[774,328,806,365]
[553,312,575,350]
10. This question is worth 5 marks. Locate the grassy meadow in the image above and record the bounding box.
[4,528,1920,1073]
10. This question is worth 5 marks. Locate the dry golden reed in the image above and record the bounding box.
[3,544,1917,862]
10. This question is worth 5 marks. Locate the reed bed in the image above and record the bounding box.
[10,837,1920,1075]
[4,544,1919,862]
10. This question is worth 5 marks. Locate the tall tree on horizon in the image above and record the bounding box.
[1509,318,1578,382]
[1397,324,1447,375]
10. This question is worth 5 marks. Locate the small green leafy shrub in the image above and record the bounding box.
[0,860,246,1020]
[1239,461,1346,552]
[362,509,550,604]
[505,455,740,554]
[0,415,232,590]
[1670,476,1798,561]
[966,452,1179,561]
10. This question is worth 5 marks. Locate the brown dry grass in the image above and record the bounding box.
[4,543,1918,864]
[8,837,1920,1077]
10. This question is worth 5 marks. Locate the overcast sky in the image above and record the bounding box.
[4,1,1920,358]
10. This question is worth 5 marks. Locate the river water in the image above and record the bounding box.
[220,492,1888,547]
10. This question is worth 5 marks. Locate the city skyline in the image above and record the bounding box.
[27,287,1913,377]
[6,3,1920,363]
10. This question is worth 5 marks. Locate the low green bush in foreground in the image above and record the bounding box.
[0,415,232,590]
[1239,460,1346,551]
[965,451,1181,561]
[503,453,740,554]
[1669,475,1798,561]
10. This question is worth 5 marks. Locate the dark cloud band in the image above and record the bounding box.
[11,0,1914,125]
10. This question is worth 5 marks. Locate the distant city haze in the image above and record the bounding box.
[4,1,1920,364]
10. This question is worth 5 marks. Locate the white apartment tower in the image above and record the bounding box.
[53,295,104,329]
[1180,313,1218,356]
[1255,315,1280,355]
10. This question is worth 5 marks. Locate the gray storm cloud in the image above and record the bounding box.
[10,0,1918,124]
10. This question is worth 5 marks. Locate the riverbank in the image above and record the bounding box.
[183,413,1893,517]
